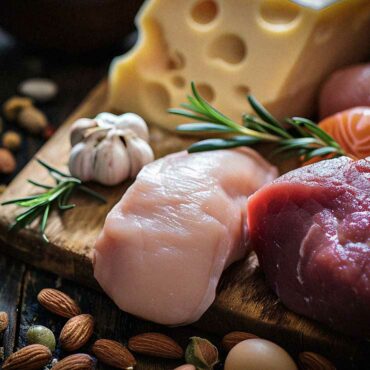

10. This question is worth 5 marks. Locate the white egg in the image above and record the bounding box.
[173,365,196,370]
[224,338,297,370]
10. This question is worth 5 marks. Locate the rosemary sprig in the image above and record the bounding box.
[1,159,106,242]
[169,82,345,161]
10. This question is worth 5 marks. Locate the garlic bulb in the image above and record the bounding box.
[70,118,98,146]
[69,130,107,182]
[69,141,95,182]
[68,113,154,186]
[93,131,131,186]
[95,112,149,141]
[123,130,155,177]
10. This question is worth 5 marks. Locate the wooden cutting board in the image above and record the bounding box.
[0,80,367,368]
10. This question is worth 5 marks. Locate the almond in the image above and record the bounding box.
[299,351,336,370]
[18,106,48,134]
[128,332,183,359]
[2,344,52,370]
[0,311,9,333]
[37,288,81,318]
[92,339,136,369]
[221,331,259,352]
[3,96,33,121]
[52,353,97,370]
[60,314,94,351]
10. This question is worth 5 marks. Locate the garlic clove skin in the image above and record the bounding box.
[115,113,150,142]
[93,134,130,186]
[94,112,150,141]
[95,112,118,126]
[70,118,98,146]
[68,141,95,182]
[124,131,155,178]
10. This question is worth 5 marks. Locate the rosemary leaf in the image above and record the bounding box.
[280,137,320,147]
[1,195,41,206]
[243,114,292,138]
[180,103,207,115]
[170,81,346,162]
[291,118,340,147]
[168,109,212,123]
[247,95,284,129]
[27,180,53,189]
[58,186,75,210]
[188,136,260,153]
[79,185,107,203]
[305,146,339,160]
[2,160,106,241]
[190,82,241,130]
[36,158,70,178]
[40,204,51,242]
[176,123,234,133]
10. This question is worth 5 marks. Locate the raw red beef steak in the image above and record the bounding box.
[247,157,370,337]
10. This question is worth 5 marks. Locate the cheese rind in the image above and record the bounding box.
[109,0,370,131]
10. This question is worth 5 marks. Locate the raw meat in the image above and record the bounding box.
[94,149,277,325]
[247,157,370,337]
[319,63,370,119]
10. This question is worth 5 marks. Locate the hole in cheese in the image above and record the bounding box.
[168,50,186,70]
[190,0,219,25]
[235,85,251,100]
[260,0,300,25]
[143,82,171,120]
[208,34,246,65]
[259,0,301,32]
[195,83,215,102]
[172,75,186,88]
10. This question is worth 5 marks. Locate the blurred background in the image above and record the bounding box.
[0,0,143,186]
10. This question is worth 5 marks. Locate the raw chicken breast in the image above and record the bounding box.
[248,157,370,337]
[94,149,277,325]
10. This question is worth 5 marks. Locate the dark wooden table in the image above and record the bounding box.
[0,29,219,369]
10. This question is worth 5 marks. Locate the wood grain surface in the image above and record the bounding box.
[0,81,368,369]
[0,253,211,370]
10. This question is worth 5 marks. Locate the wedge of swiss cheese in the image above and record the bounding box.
[109,0,370,131]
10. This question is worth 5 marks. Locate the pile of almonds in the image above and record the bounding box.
[0,288,337,370]
[0,94,52,178]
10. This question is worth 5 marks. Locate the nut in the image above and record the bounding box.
[18,106,48,134]
[2,344,52,370]
[59,314,94,351]
[52,353,96,370]
[128,332,184,359]
[3,96,33,121]
[27,325,56,351]
[0,311,9,333]
[0,148,16,174]
[3,131,22,151]
[299,352,336,370]
[37,288,81,318]
[221,331,259,352]
[185,337,219,370]
[92,339,136,369]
